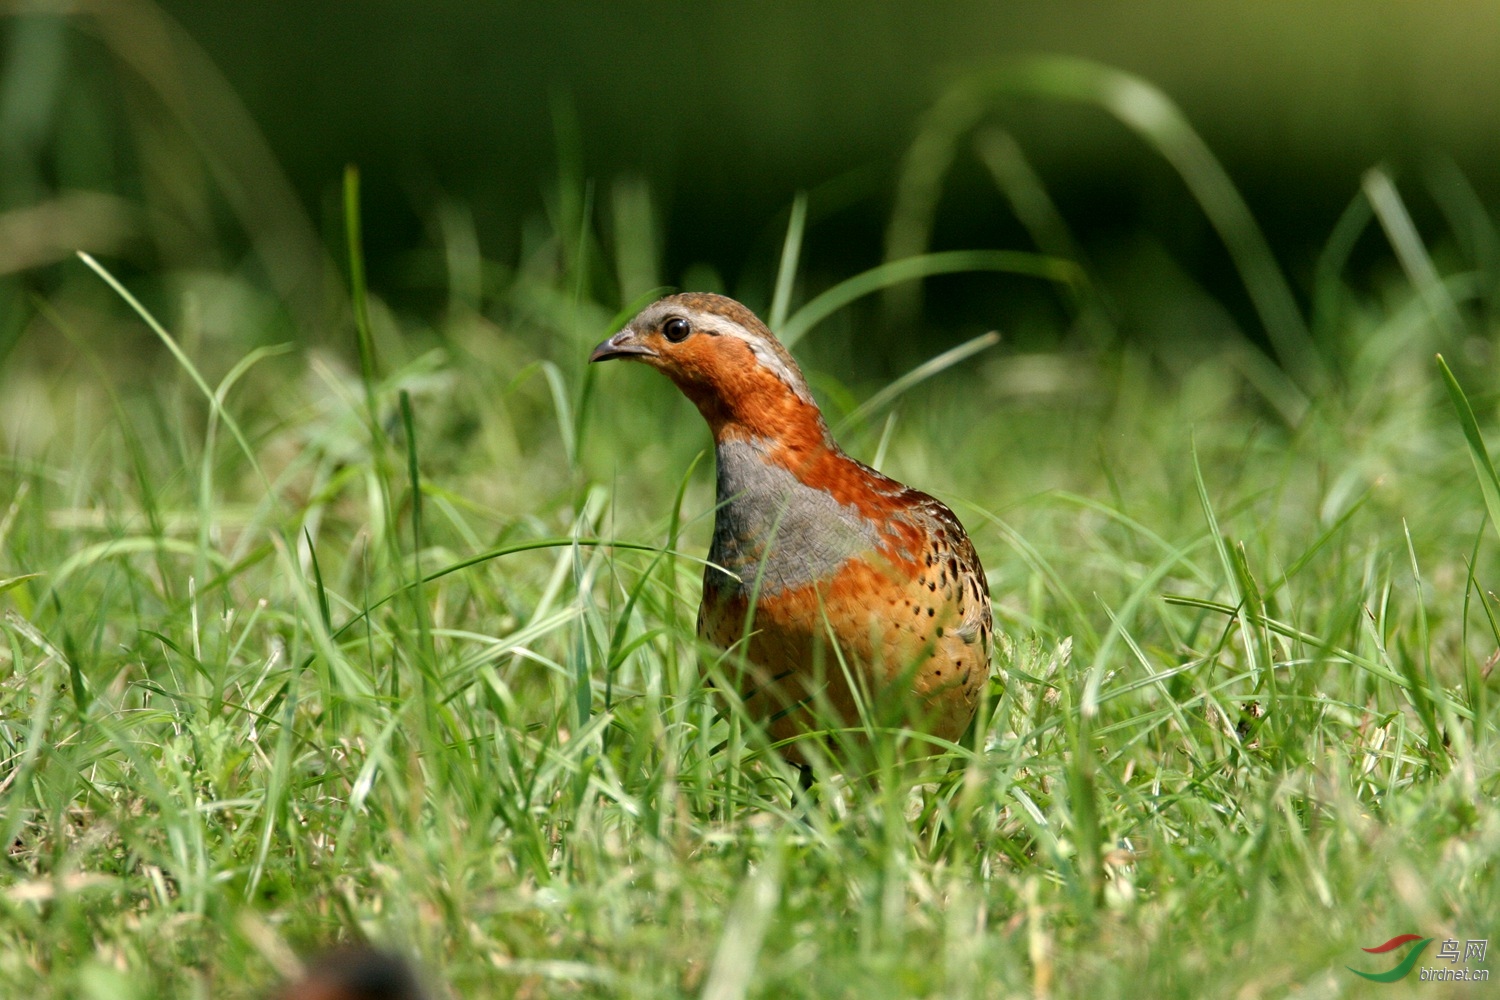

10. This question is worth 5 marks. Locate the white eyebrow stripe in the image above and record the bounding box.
[636,303,815,405]
[707,319,815,404]
[686,312,758,338]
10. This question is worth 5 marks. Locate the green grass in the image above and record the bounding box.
[3,64,1499,1000]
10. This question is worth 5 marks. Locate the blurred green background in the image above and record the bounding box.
[4,0,1500,363]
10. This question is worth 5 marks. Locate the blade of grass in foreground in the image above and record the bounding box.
[768,191,808,333]
[834,330,1001,435]
[1161,595,1474,723]
[0,573,41,595]
[1366,170,1465,341]
[344,166,380,402]
[1437,354,1500,547]
[780,250,1080,348]
[1438,352,1500,731]
[76,252,272,496]
[399,390,436,674]
[1190,435,1261,680]
[1399,518,1449,767]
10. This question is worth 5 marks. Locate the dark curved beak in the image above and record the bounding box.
[589,328,656,362]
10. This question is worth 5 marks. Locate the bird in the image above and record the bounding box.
[273,948,427,1000]
[590,292,992,768]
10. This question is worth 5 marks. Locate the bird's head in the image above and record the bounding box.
[590,292,826,443]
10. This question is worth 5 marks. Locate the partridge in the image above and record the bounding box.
[274,949,426,1000]
[591,293,992,761]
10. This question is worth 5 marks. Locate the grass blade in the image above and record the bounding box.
[769,192,808,333]
[76,252,273,496]
[1437,354,1500,546]
[888,56,1323,390]
[345,165,379,397]
[1190,435,1259,677]
[1365,168,1464,340]
[835,330,1001,434]
[400,390,435,672]
[781,249,1080,348]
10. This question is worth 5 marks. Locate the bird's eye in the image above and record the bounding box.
[663,317,691,342]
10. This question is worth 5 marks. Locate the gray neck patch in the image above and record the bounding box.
[707,437,880,597]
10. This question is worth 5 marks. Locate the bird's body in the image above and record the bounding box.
[274,948,426,1000]
[592,293,992,759]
